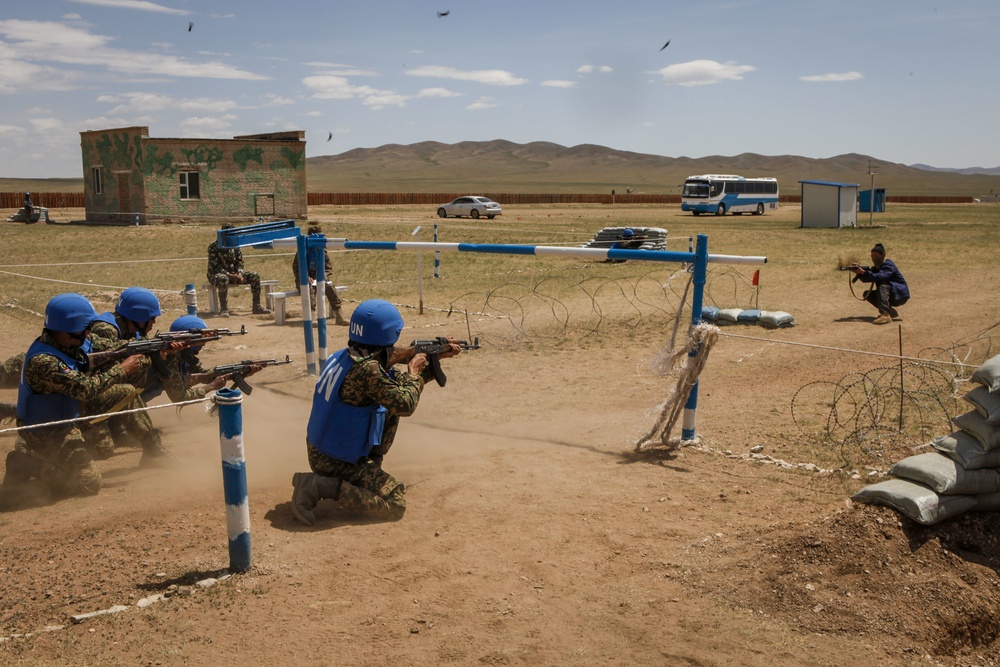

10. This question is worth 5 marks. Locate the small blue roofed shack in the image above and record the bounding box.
[799,180,859,228]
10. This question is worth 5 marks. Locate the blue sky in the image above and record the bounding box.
[2,0,998,178]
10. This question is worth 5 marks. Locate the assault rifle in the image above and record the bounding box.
[155,324,248,341]
[87,334,221,377]
[212,355,292,395]
[409,337,480,387]
[0,401,16,424]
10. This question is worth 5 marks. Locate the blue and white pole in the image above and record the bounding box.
[215,388,251,573]
[296,234,317,375]
[184,283,197,315]
[311,243,329,364]
[433,223,441,278]
[681,234,709,441]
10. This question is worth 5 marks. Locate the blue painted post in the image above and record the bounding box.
[681,234,709,441]
[134,212,140,227]
[215,388,251,572]
[310,243,328,364]
[296,234,317,374]
[433,223,440,278]
[184,283,197,315]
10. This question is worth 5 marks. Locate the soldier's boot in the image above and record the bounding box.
[3,450,44,486]
[291,472,341,526]
[332,308,350,327]
[138,429,181,469]
[873,313,892,325]
[251,295,270,315]
[110,421,139,449]
[219,291,230,318]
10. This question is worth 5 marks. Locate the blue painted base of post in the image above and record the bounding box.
[215,388,252,573]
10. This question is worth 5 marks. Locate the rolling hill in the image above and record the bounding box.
[4,141,999,197]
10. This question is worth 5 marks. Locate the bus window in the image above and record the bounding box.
[682,182,709,198]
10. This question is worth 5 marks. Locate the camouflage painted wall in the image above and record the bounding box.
[80,127,148,222]
[141,138,306,221]
[79,127,306,223]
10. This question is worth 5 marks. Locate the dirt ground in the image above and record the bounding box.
[3,207,1000,666]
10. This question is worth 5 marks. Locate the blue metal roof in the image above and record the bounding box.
[798,180,860,187]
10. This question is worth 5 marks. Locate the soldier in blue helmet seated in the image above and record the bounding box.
[4,293,146,498]
[290,299,462,526]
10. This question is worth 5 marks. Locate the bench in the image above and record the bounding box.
[203,280,279,315]
[272,286,348,325]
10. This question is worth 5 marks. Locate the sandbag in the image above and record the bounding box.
[889,451,1000,495]
[953,410,1000,450]
[737,309,762,323]
[971,354,1000,393]
[758,311,796,329]
[931,431,1000,470]
[852,479,977,525]
[700,305,719,322]
[716,308,741,324]
[964,386,1000,425]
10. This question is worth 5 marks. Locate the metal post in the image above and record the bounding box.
[183,283,197,315]
[412,226,423,315]
[311,243,328,364]
[296,234,316,374]
[215,388,251,573]
[681,234,709,441]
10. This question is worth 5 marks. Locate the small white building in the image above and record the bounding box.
[799,180,859,228]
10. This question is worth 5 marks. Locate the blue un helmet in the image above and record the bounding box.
[170,315,208,332]
[349,299,404,347]
[44,293,97,334]
[621,228,635,239]
[116,287,162,323]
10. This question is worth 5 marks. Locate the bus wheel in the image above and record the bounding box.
[692,211,701,216]
[754,203,765,216]
[715,204,725,216]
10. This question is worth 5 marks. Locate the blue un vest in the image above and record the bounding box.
[94,311,121,335]
[307,349,387,464]
[16,338,93,426]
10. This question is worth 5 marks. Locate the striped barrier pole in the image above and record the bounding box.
[215,388,251,573]
[681,234,709,441]
[434,223,441,278]
[311,243,329,364]
[296,234,316,374]
[183,283,197,315]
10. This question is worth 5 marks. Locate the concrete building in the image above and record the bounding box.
[79,126,307,224]
[799,180,859,228]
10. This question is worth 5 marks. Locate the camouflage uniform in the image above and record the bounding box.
[14,332,133,496]
[207,240,263,310]
[0,352,25,389]
[84,314,158,453]
[291,250,343,313]
[305,348,434,521]
[159,350,211,402]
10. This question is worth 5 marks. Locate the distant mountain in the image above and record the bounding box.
[307,142,1000,197]
[909,163,1000,177]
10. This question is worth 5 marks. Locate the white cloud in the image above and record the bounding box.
[0,20,267,85]
[363,91,408,109]
[97,92,237,113]
[261,93,296,106]
[406,65,527,86]
[29,118,64,132]
[542,80,577,88]
[417,87,461,98]
[303,111,323,117]
[800,71,864,82]
[67,0,191,16]
[0,124,24,136]
[576,65,613,75]
[179,114,238,134]
[466,97,497,111]
[0,58,86,93]
[656,60,756,86]
[302,74,378,100]
[63,13,82,19]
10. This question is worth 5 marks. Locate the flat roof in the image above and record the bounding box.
[799,180,860,187]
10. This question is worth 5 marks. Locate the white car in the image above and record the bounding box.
[436,196,502,219]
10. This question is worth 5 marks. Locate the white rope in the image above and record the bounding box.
[0,396,212,436]
[716,330,973,368]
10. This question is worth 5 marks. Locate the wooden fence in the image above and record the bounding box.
[1,192,976,209]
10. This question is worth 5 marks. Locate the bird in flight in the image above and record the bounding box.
[660,39,670,51]
[188,21,193,32]
[327,132,333,142]
[437,10,450,17]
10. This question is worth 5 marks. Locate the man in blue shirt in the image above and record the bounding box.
[851,243,910,325]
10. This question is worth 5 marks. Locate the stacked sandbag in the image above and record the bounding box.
[852,353,1000,524]
[700,306,795,329]
[583,227,668,251]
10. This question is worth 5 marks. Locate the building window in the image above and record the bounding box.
[180,171,200,200]
[92,167,104,195]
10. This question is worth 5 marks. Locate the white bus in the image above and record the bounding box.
[680,174,779,216]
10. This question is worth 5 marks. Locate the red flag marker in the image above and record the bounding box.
[752,269,760,286]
